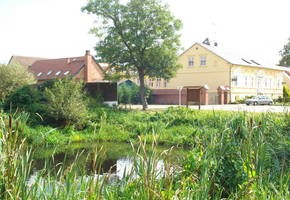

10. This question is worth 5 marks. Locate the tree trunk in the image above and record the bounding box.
[138,73,148,110]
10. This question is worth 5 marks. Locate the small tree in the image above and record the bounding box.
[0,64,35,101]
[44,78,88,127]
[279,37,290,67]
[118,81,151,104]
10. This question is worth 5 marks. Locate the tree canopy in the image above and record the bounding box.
[279,37,290,67]
[82,0,182,109]
[0,64,35,101]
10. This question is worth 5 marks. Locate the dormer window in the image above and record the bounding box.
[47,70,52,75]
[55,71,61,76]
[64,71,70,75]
[37,72,42,77]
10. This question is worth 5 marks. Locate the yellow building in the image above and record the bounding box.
[147,42,285,105]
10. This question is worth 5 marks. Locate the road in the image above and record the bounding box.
[126,104,290,113]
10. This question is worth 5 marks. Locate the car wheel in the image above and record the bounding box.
[253,102,257,106]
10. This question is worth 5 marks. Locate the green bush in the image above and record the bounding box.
[44,78,88,127]
[283,85,290,102]
[118,80,151,104]
[0,64,35,101]
[3,85,44,113]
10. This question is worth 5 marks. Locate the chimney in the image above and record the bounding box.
[66,57,70,64]
[84,50,91,82]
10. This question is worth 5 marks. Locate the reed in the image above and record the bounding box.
[0,109,289,199]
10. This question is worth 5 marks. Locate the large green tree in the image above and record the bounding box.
[82,0,182,110]
[279,37,290,67]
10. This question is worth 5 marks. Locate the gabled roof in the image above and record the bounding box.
[29,57,85,80]
[99,63,110,71]
[8,55,46,68]
[182,42,285,71]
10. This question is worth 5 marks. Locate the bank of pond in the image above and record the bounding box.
[0,107,289,199]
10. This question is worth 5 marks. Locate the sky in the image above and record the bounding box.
[0,0,289,65]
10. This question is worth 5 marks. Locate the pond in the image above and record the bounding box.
[28,142,187,185]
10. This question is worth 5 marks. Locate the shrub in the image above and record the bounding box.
[3,85,44,113]
[0,64,35,101]
[283,85,290,102]
[118,80,151,104]
[44,78,88,127]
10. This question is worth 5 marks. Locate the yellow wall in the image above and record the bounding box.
[230,65,283,101]
[148,43,231,104]
[283,72,290,88]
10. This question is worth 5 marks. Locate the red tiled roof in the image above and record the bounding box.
[29,57,85,80]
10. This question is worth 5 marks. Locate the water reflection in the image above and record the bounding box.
[29,142,185,184]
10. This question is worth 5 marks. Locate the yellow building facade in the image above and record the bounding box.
[148,43,285,104]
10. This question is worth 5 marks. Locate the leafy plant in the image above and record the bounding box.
[283,85,290,102]
[44,78,88,127]
[118,80,151,104]
[0,64,35,101]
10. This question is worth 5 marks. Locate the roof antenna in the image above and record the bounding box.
[202,38,210,45]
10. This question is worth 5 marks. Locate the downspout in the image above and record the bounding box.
[229,63,233,103]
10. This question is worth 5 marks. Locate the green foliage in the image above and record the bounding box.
[0,64,35,101]
[3,85,45,114]
[279,37,290,66]
[283,85,290,102]
[82,0,182,109]
[44,78,88,127]
[0,109,289,199]
[118,81,151,104]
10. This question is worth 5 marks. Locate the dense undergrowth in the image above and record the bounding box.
[0,107,289,199]
[11,106,290,148]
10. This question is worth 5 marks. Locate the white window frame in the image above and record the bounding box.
[188,57,194,67]
[200,56,206,66]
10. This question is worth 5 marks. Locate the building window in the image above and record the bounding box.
[163,79,168,88]
[47,70,52,75]
[271,79,274,88]
[149,78,154,87]
[200,56,206,66]
[237,75,245,87]
[232,75,238,87]
[188,57,194,67]
[251,77,254,88]
[37,72,42,77]
[156,78,161,88]
[277,78,282,88]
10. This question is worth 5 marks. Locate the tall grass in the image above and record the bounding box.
[0,108,289,199]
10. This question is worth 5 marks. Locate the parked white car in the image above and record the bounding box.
[245,95,273,105]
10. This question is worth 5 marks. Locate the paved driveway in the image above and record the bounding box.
[128,104,290,113]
